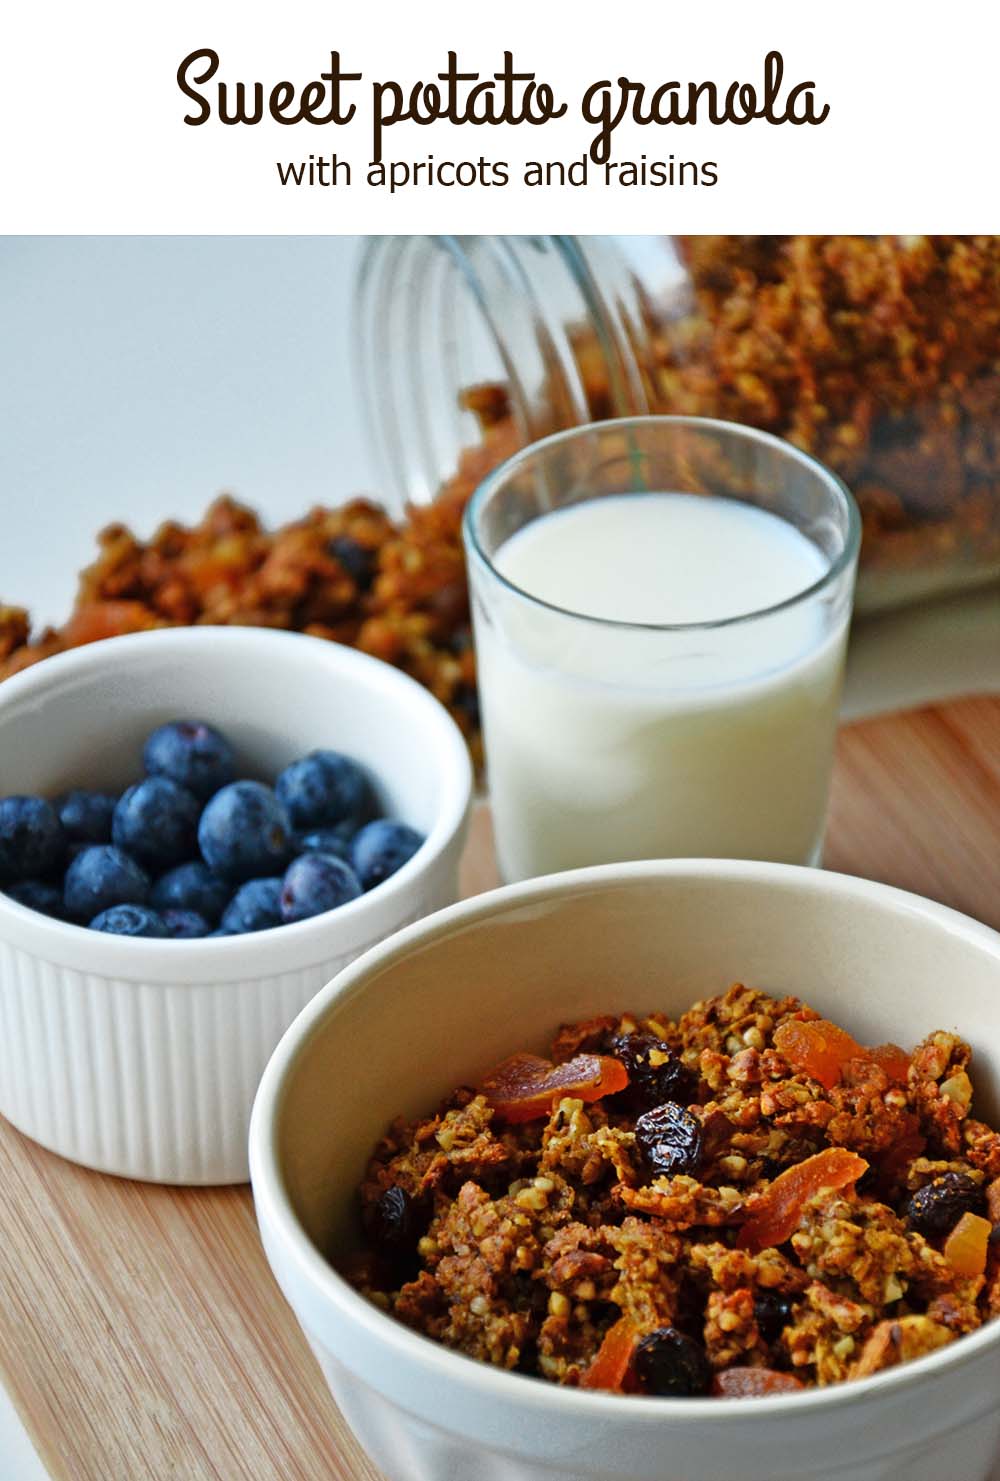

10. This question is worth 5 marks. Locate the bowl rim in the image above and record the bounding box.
[249,857,1000,1424]
[0,627,473,980]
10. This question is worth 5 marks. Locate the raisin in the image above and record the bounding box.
[634,1327,712,1397]
[328,535,375,589]
[634,1101,704,1178]
[753,1290,794,1345]
[855,1162,880,1196]
[609,1033,697,1113]
[905,1173,985,1237]
[451,682,481,729]
[447,628,473,656]
[365,1185,420,1256]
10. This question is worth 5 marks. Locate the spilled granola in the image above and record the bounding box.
[0,403,517,772]
[345,986,1000,1397]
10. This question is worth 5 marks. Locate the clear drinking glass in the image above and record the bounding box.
[463,416,861,883]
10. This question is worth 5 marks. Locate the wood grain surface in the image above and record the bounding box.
[0,695,998,1481]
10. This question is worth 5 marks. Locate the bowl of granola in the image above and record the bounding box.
[250,860,1000,1481]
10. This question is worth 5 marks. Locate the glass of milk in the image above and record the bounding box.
[463,417,861,883]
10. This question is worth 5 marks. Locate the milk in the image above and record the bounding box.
[473,493,850,881]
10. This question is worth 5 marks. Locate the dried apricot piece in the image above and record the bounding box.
[711,1367,805,1397]
[579,1315,637,1392]
[774,1019,911,1089]
[773,1019,862,1089]
[737,1147,869,1253]
[866,1043,911,1084]
[942,1211,992,1277]
[62,600,154,646]
[481,1051,628,1124]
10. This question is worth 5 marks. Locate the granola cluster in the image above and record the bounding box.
[346,986,1000,1397]
[653,236,1000,591]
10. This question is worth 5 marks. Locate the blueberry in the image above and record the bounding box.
[112,777,200,871]
[143,720,236,801]
[150,860,232,925]
[275,751,374,831]
[161,908,211,939]
[280,852,362,923]
[90,903,169,938]
[56,789,118,845]
[64,844,150,921]
[198,782,292,883]
[294,821,356,862]
[0,796,65,882]
[208,926,239,937]
[350,820,424,891]
[2,879,64,918]
[219,877,284,933]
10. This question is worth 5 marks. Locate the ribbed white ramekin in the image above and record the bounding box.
[0,628,471,1183]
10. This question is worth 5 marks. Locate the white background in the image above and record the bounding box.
[2,0,998,233]
[0,237,367,626]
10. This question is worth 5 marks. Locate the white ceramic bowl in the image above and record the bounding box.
[0,627,471,1184]
[250,860,1000,1481]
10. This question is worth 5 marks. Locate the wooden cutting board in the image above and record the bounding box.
[0,695,998,1481]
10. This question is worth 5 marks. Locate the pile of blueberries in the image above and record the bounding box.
[0,721,424,938]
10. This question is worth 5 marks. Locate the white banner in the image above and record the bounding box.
[2,0,997,232]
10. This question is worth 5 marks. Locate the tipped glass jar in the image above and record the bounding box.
[355,235,1000,613]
